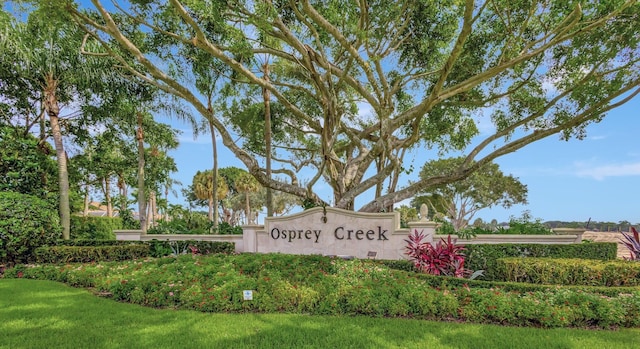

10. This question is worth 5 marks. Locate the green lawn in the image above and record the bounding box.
[2,279,640,349]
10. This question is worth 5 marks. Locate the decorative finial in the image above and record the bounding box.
[420,204,429,221]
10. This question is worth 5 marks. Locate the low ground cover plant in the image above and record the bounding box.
[5,253,640,328]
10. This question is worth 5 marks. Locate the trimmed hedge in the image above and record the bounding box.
[53,239,235,256]
[464,243,617,280]
[53,239,139,247]
[497,257,640,286]
[70,216,123,240]
[40,239,235,262]
[147,240,235,257]
[378,260,640,297]
[34,245,150,264]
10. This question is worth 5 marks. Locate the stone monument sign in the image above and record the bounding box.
[242,206,416,259]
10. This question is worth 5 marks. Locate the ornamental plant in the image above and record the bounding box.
[404,229,468,278]
[0,192,62,266]
[620,227,640,260]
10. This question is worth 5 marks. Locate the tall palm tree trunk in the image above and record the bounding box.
[136,112,147,232]
[44,73,70,239]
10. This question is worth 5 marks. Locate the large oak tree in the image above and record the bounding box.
[66,0,640,211]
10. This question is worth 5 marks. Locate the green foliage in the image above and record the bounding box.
[497,257,640,287]
[146,240,235,258]
[453,211,554,236]
[0,192,62,266]
[501,211,553,235]
[70,216,122,240]
[416,158,528,230]
[0,126,57,198]
[214,221,243,235]
[394,205,418,228]
[49,239,234,258]
[53,239,140,247]
[434,218,457,235]
[34,245,150,264]
[6,253,640,328]
[454,226,485,239]
[465,243,618,281]
[147,211,213,234]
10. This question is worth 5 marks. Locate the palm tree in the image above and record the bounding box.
[0,10,105,239]
[235,172,261,224]
[193,170,228,225]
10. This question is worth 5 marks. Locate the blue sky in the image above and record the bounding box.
[161,95,640,224]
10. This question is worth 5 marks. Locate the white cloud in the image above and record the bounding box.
[575,162,640,180]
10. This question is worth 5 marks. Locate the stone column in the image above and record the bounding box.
[407,204,437,245]
[241,224,262,253]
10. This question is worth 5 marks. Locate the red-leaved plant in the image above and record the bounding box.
[620,227,640,261]
[404,229,468,278]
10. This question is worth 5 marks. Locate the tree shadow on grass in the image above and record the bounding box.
[1,279,639,349]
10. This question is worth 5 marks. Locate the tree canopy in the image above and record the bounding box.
[61,0,640,211]
[414,157,528,230]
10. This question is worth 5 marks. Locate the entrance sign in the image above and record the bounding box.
[242,207,427,260]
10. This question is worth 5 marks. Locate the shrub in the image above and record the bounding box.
[147,211,212,234]
[405,230,467,277]
[53,239,139,247]
[465,243,617,281]
[497,257,640,286]
[34,245,150,264]
[146,240,235,257]
[70,216,122,240]
[0,126,57,198]
[215,222,243,235]
[499,211,553,235]
[0,191,62,266]
[51,238,234,258]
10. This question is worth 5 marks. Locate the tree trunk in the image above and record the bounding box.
[105,177,113,217]
[245,192,251,224]
[44,73,70,239]
[150,191,157,227]
[83,183,89,217]
[209,120,219,231]
[263,62,273,217]
[136,112,147,232]
[208,196,214,222]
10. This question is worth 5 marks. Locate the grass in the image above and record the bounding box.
[2,279,640,349]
